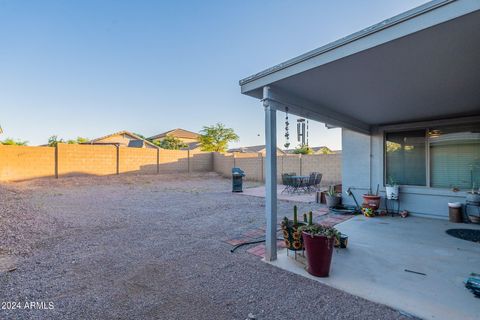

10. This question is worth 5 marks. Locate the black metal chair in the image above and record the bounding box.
[281,174,294,193]
[305,172,317,193]
[313,173,323,191]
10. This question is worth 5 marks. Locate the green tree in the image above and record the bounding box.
[1,138,28,146]
[199,123,239,152]
[47,135,64,147]
[155,136,188,150]
[66,137,89,144]
[317,147,333,155]
[292,145,313,155]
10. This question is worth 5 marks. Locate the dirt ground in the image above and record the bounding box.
[0,173,408,320]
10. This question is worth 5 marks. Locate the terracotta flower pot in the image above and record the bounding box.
[302,232,335,277]
[362,194,381,211]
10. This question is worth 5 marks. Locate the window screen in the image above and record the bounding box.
[385,130,426,186]
[429,124,480,189]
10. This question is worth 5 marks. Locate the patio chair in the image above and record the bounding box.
[313,173,323,191]
[281,174,294,193]
[305,172,317,193]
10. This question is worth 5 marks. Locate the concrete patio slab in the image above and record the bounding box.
[239,184,317,203]
[267,215,480,320]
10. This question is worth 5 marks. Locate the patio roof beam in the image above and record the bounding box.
[265,88,371,135]
[263,86,277,262]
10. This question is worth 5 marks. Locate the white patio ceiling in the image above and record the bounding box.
[240,0,480,134]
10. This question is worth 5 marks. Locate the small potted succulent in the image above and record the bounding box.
[281,206,306,251]
[467,182,480,205]
[299,223,339,277]
[385,176,399,200]
[325,185,341,208]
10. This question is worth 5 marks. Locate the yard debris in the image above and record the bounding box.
[464,273,480,298]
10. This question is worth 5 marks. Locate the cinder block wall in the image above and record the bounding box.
[119,147,157,174]
[0,145,342,184]
[213,153,234,177]
[301,154,342,186]
[0,144,210,181]
[159,149,189,172]
[190,151,213,172]
[0,145,55,181]
[212,152,341,185]
[57,144,117,176]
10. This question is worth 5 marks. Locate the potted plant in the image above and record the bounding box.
[299,224,339,277]
[325,185,341,208]
[281,206,306,251]
[467,182,480,205]
[385,176,399,200]
[362,184,381,211]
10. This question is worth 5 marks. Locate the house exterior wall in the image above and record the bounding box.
[342,127,468,219]
[95,134,156,149]
[152,137,198,144]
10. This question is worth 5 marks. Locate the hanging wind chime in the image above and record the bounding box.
[284,107,290,149]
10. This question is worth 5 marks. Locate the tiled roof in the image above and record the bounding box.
[88,130,158,148]
[149,128,199,141]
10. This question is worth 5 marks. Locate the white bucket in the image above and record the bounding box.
[386,186,399,200]
[448,202,462,208]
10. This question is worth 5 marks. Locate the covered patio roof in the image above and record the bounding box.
[239,0,480,262]
[240,0,480,134]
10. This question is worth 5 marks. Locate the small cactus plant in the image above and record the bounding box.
[280,206,307,251]
[293,205,298,225]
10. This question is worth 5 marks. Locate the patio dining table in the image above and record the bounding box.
[290,175,310,193]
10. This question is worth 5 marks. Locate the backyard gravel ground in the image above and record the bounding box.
[0,173,409,320]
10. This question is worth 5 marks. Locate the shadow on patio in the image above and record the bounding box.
[268,215,480,320]
[239,184,319,203]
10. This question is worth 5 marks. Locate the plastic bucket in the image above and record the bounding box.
[448,203,463,223]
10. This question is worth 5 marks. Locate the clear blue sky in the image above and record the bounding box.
[0,0,427,149]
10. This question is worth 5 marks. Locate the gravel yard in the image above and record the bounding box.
[0,173,408,320]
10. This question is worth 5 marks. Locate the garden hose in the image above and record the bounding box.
[230,238,284,253]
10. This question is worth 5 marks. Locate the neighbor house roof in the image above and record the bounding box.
[149,128,200,141]
[87,130,158,148]
[183,142,201,150]
[228,145,285,154]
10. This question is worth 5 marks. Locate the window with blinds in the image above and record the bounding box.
[385,130,426,186]
[429,124,480,189]
[385,123,480,189]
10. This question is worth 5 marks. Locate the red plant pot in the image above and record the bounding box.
[302,232,335,277]
[362,195,381,211]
